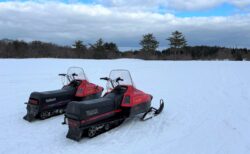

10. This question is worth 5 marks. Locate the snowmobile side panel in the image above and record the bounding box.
[120,86,152,108]
[75,80,103,98]
[123,101,151,117]
[66,114,125,141]
[79,109,122,126]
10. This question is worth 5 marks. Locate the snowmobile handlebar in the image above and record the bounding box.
[100,77,110,81]
[59,73,67,76]
[72,73,78,77]
[115,77,124,82]
[59,73,78,77]
[100,77,124,89]
[100,77,123,82]
[59,73,78,82]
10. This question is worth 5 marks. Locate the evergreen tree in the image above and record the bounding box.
[72,40,86,50]
[140,33,159,53]
[91,38,105,51]
[91,38,107,59]
[103,42,118,52]
[167,31,187,48]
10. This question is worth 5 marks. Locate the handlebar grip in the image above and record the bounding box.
[72,73,78,76]
[100,77,109,80]
[59,73,66,76]
[116,77,124,82]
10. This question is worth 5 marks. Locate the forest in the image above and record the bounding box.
[0,31,249,60]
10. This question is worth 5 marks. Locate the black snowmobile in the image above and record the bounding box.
[63,69,164,141]
[23,67,103,122]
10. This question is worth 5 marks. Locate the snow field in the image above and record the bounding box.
[0,59,249,154]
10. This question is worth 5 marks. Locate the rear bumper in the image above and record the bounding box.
[66,119,82,141]
[66,127,83,141]
[23,104,39,122]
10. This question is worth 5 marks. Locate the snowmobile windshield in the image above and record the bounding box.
[67,67,88,82]
[107,69,134,90]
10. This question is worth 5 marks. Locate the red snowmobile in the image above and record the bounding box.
[23,67,103,122]
[64,69,164,141]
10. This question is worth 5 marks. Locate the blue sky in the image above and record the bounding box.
[175,3,237,17]
[0,0,250,49]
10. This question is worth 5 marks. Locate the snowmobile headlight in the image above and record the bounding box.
[123,96,130,104]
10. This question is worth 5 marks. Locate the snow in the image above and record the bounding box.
[0,59,250,154]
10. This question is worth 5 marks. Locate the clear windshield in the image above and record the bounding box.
[61,67,87,85]
[107,69,134,90]
[67,67,87,81]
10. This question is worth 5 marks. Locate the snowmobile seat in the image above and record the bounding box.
[66,97,116,121]
[30,86,76,104]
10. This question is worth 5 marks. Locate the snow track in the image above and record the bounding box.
[0,59,250,154]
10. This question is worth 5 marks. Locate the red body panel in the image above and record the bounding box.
[68,109,122,128]
[121,85,152,107]
[75,80,103,97]
[80,109,122,124]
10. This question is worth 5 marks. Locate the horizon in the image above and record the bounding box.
[0,0,250,48]
[1,38,249,52]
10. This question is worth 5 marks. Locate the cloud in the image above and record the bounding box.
[97,0,250,11]
[231,0,250,7]
[0,1,250,48]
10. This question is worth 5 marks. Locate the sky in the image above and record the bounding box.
[0,0,250,50]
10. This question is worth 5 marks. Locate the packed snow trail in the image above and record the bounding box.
[0,59,250,154]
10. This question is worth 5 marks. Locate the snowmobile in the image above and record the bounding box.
[64,69,164,141]
[23,67,103,122]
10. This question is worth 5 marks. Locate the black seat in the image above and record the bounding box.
[30,86,76,104]
[66,97,115,120]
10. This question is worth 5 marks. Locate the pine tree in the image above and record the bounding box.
[140,33,159,53]
[72,40,86,50]
[91,38,104,51]
[91,38,107,59]
[103,42,118,52]
[167,31,187,48]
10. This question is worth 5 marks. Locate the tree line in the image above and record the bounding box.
[0,31,249,60]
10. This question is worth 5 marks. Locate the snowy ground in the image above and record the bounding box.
[0,59,250,154]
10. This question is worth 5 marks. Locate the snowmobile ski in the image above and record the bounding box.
[141,99,164,121]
